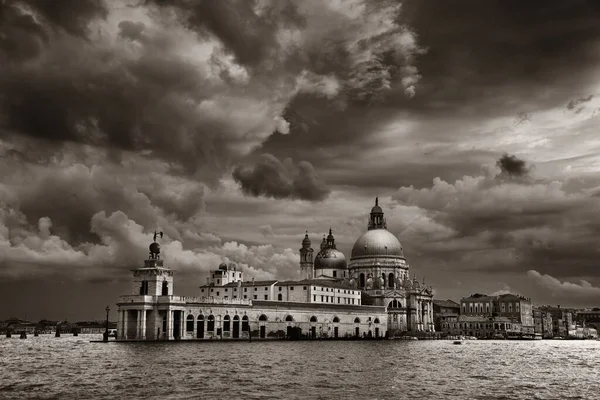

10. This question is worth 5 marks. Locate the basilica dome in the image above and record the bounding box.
[350,229,404,259]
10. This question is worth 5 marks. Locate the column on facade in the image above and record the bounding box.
[123,310,129,339]
[181,311,185,338]
[140,309,147,339]
[166,309,173,340]
[192,313,197,338]
[135,310,141,339]
[116,311,122,340]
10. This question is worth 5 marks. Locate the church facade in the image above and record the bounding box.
[116,199,434,341]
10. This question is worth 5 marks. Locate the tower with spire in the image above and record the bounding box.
[299,231,314,279]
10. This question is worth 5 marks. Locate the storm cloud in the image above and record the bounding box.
[233,154,330,201]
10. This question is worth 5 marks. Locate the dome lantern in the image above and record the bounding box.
[368,197,386,230]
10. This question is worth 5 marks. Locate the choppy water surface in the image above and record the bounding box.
[0,335,597,399]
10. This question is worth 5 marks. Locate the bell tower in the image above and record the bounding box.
[368,197,387,230]
[299,231,314,279]
[132,231,174,297]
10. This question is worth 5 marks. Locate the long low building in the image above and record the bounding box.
[117,249,387,340]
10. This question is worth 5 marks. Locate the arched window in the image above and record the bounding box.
[332,316,340,323]
[259,314,268,321]
[233,315,239,321]
[381,273,386,288]
[162,281,169,296]
[207,315,215,332]
[242,315,249,331]
[285,315,293,322]
[374,318,380,324]
[196,314,204,338]
[388,273,395,289]
[310,316,318,323]
[388,299,402,309]
[186,315,194,332]
[278,293,283,301]
[354,317,361,323]
[223,315,230,332]
[359,273,365,288]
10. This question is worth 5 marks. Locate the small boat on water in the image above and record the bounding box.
[453,340,462,345]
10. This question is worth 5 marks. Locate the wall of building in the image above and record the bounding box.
[118,300,388,340]
[308,285,361,305]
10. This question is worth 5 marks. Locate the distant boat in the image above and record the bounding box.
[453,340,462,345]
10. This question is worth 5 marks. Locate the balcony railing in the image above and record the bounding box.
[119,295,252,306]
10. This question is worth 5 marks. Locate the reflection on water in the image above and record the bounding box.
[0,335,597,399]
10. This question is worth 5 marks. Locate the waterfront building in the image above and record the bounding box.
[116,200,434,340]
[533,308,553,339]
[575,308,600,332]
[496,294,535,335]
[440,292,535,338]
[433,299,460,332]
[539,306,572,337]
[442,315,521,338]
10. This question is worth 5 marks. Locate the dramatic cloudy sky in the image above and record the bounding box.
[2,0,600,320]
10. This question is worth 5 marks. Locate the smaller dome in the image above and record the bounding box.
[371,205,383,214]
[149,242,160,254]
[314,248,347,270]
[302,232,311,247]
[218,262,228,270]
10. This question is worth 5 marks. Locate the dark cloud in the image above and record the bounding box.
[147,0,303,68]
[566,94,594,113]
[0,0,423,188]
[233,153,330,201]
[396,0,600,116]
[0,1,48,61]
[22,0,108,38]
[496,153,530,178]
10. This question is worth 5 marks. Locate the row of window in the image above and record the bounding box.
[443,322,515,330]
[312,287,356,295]
[462,302,522,314]
[202,286,310,294]
[312,295,359,305]
[184,313,379,330]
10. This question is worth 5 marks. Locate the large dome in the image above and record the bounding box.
[351,229,404,259]
[314,248,347,270]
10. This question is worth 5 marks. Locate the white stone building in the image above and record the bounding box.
[117,242,386,341]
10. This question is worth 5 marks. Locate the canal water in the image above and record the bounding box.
[0,335,597,399]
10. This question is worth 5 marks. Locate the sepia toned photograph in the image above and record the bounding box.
[1,0,599,399]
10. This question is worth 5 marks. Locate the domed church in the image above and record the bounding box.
[299,198,435,334]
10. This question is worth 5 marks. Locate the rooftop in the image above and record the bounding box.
[433,299,460,308]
